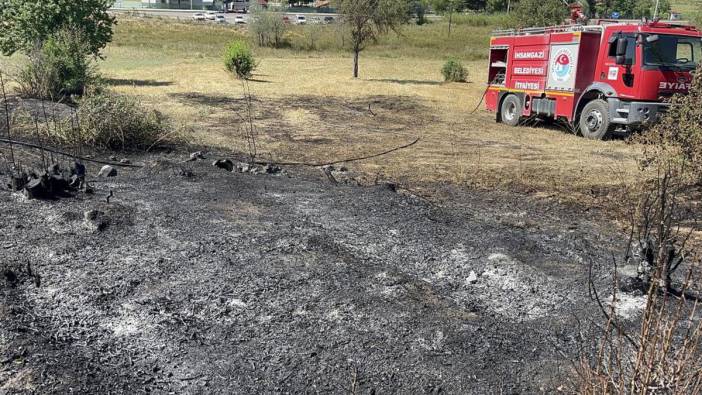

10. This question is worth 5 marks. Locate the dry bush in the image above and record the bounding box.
[73,91,172,151]
[19,91,174,151]
[578,162,702,392]
[578,67,702,392]
[579,268,702,394]
[639,65,702,186]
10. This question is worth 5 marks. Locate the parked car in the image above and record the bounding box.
[192,13,206,21]
[214,15,227,23]
[323,16,335,24]
[234,15,246,24]
[295,15,307,25]
[206,11,217,20]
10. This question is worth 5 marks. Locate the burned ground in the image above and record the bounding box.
[0,150,627,393]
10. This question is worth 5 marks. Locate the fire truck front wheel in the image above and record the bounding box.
[500,95,522,127]
[579,99,612,140]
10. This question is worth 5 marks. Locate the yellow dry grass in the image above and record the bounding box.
[100,41,644,204]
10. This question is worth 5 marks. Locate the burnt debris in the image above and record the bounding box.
[3,161,90,200]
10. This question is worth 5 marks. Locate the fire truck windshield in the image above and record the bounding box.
[643,34,702,70]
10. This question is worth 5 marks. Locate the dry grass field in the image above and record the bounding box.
[101,17,645,206]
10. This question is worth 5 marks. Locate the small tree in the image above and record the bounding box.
[16,28,97,100]
[224,40,256,79]
[249,7,288,48]
[338,0,410,78]
[0,0,115,57]
[510,0,569,28]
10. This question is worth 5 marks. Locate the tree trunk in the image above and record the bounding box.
[448,11,452,37]
[353,48,360,78]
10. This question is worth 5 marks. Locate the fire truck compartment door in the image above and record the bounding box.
[546,43,579,91]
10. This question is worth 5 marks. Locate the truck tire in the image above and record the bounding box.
[579,99,612,140]
[500,95,521,127]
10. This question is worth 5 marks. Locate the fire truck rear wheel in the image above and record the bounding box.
[500,95,521,127]
[579,99,611,140]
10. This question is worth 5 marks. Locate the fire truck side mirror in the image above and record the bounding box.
[615,37,629,65]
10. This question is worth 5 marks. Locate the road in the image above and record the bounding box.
[111,7,339,24]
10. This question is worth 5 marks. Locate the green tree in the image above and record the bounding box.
[510,0,569,27]
[595,0,670,19]
[0,0,115,56]
[16,28,97,99]
[338,0,410,78]
[486,0,508,13]
[223,40,256,79]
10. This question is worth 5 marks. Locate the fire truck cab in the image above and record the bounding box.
[485,20,702,139]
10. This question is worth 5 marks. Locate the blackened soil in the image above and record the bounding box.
[0,154,621,393]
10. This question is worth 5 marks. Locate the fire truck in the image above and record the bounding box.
[484,16,702,139]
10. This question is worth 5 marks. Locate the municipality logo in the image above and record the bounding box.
[551,49,573,83]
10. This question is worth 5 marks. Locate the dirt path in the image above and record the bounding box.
[0,153,623,393]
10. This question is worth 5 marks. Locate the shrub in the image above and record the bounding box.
[640,64,702,184]
[441,58,468,82]
[223,40,256,79]
[15,28,97,100]
[73,92,170,150]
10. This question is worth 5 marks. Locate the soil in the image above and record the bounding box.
[0,150,626,393]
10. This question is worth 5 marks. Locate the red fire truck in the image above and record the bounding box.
[485,19,701,139]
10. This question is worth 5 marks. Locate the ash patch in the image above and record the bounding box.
[467,253,565,321]
[0,153,620,393]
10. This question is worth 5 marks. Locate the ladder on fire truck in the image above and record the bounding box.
[492,18,694,37]
[491,23,604,37]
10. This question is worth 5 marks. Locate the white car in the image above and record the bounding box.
[234,15,246,24]
[206,11,217,20]
[192,13,206,21]
[214,15,227,23]
[294,15,306,25]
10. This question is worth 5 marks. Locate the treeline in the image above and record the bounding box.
[414,0,673,22]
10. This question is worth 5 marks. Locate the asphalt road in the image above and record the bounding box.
[111,8,339,24]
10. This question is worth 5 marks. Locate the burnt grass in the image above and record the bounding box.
[0,152,623,393]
